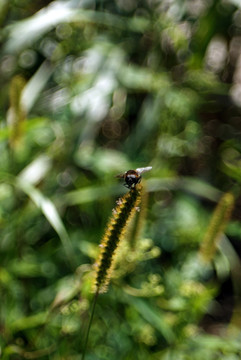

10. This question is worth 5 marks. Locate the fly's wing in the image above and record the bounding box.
[115,172,125,179]
[136,166,152,175]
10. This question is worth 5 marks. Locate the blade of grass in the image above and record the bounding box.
[16,178,76,266]
[4,4,150,54]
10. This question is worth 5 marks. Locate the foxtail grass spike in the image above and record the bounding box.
[129,182,148,248]
[94,184,142,293]
[199,192,234,263]
[8,75,26,148]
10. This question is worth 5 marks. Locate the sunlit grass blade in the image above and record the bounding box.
[16,178,75,265]
[4,5,150,54]
[21,60,54,113]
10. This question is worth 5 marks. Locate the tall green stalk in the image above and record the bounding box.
[81,289,99,360]
[81,185,142,359]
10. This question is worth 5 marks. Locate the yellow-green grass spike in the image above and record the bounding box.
[199,192,235,263]
[129,182,148,249]
[9,75,26,147]
[94,185,142,293]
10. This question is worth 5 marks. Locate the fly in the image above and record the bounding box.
[116,166,152,189]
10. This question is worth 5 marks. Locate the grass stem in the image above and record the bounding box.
[81,289,99,360]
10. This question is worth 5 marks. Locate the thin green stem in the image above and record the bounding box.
[81,288,99,360]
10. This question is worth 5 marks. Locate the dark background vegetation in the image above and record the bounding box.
[1,0,241,359]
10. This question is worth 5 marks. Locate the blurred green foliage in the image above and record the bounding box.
[1,0,241,359]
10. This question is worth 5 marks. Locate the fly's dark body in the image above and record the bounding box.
[116,167,152,189]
